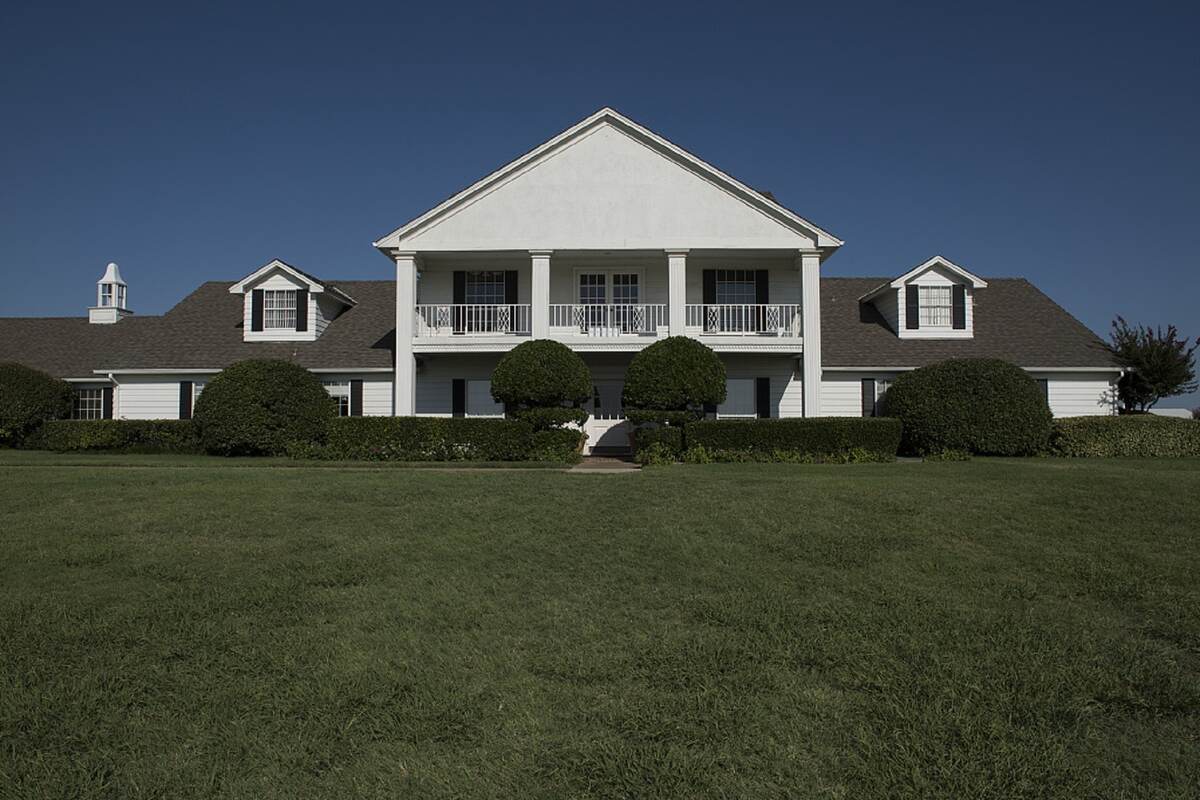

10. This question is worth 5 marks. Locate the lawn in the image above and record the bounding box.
[1,454,1198,799]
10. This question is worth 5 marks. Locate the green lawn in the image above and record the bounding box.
[1,455,1198,799]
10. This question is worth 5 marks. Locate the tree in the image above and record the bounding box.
[1107,317,1199,413]
[490,340,591,429]
[0,363,74,446]
[622,336,725,425]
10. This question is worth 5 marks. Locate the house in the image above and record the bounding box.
[0,108,1119,452]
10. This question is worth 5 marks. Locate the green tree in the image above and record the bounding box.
[1107,317,1199,413]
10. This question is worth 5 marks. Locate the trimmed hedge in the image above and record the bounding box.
[510,406,588,431]
[315,417,581,462]
[684,417,902,462]
[883,358,1052,456]
[38,420,202,454]
[1050,415,1200,458]
[623,337,725,423]
[0,363,73,446]
[193,360,335,456]
[491,340,592,411]
[631,426,684,458]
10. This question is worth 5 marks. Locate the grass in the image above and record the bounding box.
[1,455,1198,798]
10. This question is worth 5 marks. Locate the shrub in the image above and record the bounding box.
[192,360,335,456]
[1194,407,1200,420]
[529,429,585,463]
[490,340,592,426]
[631,426,683,460]
[684,417,902,462]
[318,417,537,461]
[634,442,678,466]
[681,444,714,464]
[39,420,202,454]
[1050,415,1200,458]
[0,363,73,446]
[623,337,725,423]
[883,359,1052,456]
[510,406,588,431]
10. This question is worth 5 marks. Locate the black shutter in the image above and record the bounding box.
[179,381,193,420]
[755,377,771,419]
[1037,379,1049,404]
[101,387,114,420]
[350,379,364,417]
[862,378,876,417]
[453,271,466,334]
[295,288,309,332]
[251,289,264,332]
[504,270,518,305]
[755,270,769,331]
[702,270,717,304]
[951,285,966,330]
[905,285,919,330]
[451,379,466,418]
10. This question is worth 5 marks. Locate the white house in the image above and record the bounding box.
[0,108,1119,452]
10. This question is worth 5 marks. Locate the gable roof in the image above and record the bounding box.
[228,259,357,305]
[373,107,843,252]
[823,277,1116,368]
[858,255,988,301]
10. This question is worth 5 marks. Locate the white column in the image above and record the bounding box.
[799,249,823,416]
[394,251,418,416]
[666,249,688,337]
[530,250,552,338]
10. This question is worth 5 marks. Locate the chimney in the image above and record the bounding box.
[89,262,132,324]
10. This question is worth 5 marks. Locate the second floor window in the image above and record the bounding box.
[264,290,297,329]
[715,270,757,305]
[465,272,506,305]
[919,286,952,327]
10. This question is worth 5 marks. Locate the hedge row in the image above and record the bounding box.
[1050,415,1200,458]
[37,420,203,454]
[632,417,903,463]
[313,417,583,462]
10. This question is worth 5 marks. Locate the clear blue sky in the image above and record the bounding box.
[2,0,1197,406]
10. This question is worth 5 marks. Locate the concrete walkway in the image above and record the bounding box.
[568,455,640,473]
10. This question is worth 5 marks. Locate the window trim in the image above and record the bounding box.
[263,289,298,330]
[72,388,104,420]
[322,380,351,417]
[918,285,953,328]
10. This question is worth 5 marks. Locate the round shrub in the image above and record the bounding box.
[193,359,335,456]
[622,336,725,422]
[0,362,73,446]
[490,339,592,422]
[883,358,1052,456]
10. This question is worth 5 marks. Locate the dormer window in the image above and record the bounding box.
[919,286,953,328]
[263,289,298,329]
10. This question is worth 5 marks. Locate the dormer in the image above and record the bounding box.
[228,259,355,342]
[89,262,132,324]
[859,256,988,340]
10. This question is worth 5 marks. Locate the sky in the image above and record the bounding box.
[2,0,1197,406]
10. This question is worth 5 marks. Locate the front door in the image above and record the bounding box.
[584,381,630,452]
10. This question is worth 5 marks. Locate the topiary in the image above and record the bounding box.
[192,359,335,456]
[882,358,1052,456]
[490,340,592,429]
[0,362,74,446]
[622,336,725,424]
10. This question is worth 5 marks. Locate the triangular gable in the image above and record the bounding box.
[858,256,988,301]
[229,259,356,304]
[374,108,843,253]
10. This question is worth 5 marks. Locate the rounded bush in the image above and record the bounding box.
[883,358,1052,456]
[193,360,335,456]
[622,337,725,421]
[0,362,73,446]
[490,340,592,414]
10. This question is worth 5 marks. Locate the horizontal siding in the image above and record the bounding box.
[1043,373,1117,417]
[821,372,901,417]
[721,355,802,418]
[415,354,504,416]
[315,373,394,416]
[118,377,185,419]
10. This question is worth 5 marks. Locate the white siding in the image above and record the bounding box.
[720,355,803,418]
[467,380,504,417]
[241,271,319,343]
[889,265,975,340]
[415,354,505,416]
[315,373,395,416]
[1040,372,1118,417]
[117,376,190,419]
[314,294,344,338]
[416,259,531,305]
[685,255,802,305]
[820,371,901,417]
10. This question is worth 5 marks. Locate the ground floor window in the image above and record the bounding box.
[72,388,104,420]
[323,381,351,416]
[717,379,757,418]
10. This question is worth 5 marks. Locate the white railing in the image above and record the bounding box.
[414,304,532,336]
[549,304,668,336]
[684,304,802,336]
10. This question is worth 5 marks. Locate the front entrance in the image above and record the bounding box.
[583,380,630,453]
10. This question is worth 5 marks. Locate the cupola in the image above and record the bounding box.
[89,262,132,324]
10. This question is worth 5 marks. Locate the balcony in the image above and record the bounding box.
[549,304,667,337]
[686,304,802,337]
[415,304,532,337]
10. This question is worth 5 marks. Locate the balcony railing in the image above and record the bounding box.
[549,304,668,336]
[415,304,532,337]
[685,304,802,337]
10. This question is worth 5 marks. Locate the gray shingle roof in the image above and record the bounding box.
[822,277,1115,368]
[0,276,1114,377]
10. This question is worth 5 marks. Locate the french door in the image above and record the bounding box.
[578,272,640,333]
